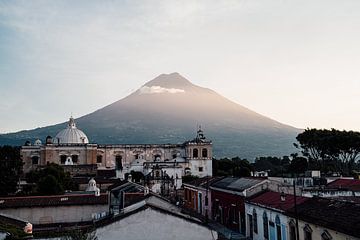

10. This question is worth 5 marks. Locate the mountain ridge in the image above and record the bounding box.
[0,73,301,159]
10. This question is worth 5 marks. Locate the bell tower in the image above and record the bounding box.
[184,126,213,177]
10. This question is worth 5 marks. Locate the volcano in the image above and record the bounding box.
[0,73,301,159]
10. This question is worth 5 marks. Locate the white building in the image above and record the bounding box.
[245,191,360,240]
[21,117,213,187]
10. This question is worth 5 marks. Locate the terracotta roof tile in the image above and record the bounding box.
[0,193,108,209]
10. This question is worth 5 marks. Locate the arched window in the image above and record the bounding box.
[115,155,123,170]
[202,148,208,158]
[263,212,269,239]
[275,215,281,240]
[193,148,199,158]
[31,156,39,165]
[97,155,102,164]
[71,155,78,163]
[60,155,67,164]
[253,209,258,234]
[304,224,312,240]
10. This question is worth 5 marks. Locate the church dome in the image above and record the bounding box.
[55,117,89,144]
[34,139,42,146]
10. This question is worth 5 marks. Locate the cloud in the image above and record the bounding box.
[139,86,185,94]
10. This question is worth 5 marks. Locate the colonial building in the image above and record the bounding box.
[183,176,223,219]
[209,177,269,235]
[245,191,360,240]
[21,117,213,187]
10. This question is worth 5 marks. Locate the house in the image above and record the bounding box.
[245,190,360,240]
[245,191,308,240]
[287,197,360,240]
[97,193,219,240]
[183,176,223,218]
[302,178,360,198]
[210,177,269,235]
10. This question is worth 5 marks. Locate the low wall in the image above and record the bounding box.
[1,204,108,225]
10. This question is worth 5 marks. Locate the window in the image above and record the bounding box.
[115,155,123,170]
[289,220,296,240]
[60,155,67,164]
[248,214,253,238]
[31,156,39,165]
[275,215,281,240]
[304,224,312,240]
[198,193,202,214]
[321,230,332,240]
[199,167,203,172]
[253,209,258,234]
[202,148,208,158]
[71,155,78,163]
[97,155,102,163]
[263,212,269,239]
[229,204,237,223]
[193,148,199,158]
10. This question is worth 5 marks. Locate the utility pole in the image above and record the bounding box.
[293,176,300,240]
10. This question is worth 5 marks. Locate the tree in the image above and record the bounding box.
[0,146,23,196]
[26,163,78,195]
[38,175,64,195]
[295,128,360,175]
[213,157,252,177]
[288,154,308,174]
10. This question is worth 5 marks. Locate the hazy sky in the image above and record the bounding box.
[1,0,360,133]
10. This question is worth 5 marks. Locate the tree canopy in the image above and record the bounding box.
[0,146,23,196]
[26,163,78,195]
[213,157,252,177]
[295,128,360,175]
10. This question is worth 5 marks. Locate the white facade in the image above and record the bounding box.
[245,202,360,240]
[96,208,217,240]
[21,118,213,181]
[245,203,288,240]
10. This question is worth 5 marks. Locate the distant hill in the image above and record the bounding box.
[0,73,301,159]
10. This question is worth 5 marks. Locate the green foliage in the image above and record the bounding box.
[295,128,360,175]
[213,157,252,177]
[26,163,78,195]
[38,175,64,195]
[182,175,199,183]
[0,146,23,196]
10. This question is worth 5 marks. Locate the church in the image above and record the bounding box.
[21,117,213,190]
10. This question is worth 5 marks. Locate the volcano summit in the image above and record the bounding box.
[0,73,300,159]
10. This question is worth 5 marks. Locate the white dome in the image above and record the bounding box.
[55,117,89,144]
[34,139,42,146]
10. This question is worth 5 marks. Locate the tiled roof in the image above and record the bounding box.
[211,177,266,192]
[246,191,308,212]
[326,179,360,191]
[184,176,224,189]
[0,193,108,209]
[288,197,360,238]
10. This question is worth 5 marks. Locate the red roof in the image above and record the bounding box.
[327,179,360,191]
[247,191,308,212]
[0,193,108,209]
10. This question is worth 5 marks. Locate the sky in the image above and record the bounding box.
[0,0,360,133]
